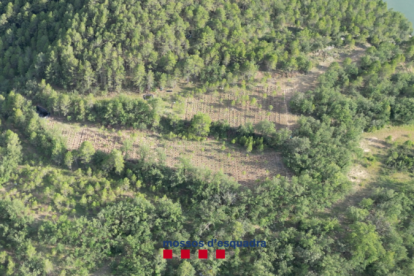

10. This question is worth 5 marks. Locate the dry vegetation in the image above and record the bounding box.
[45,118,287,186]
[333,125,414,215]
[349,126,414,185]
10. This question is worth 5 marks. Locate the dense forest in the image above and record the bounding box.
[0,0,413,93]
[1,0,414,275]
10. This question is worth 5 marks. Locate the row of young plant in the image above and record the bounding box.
[14,42,413,158]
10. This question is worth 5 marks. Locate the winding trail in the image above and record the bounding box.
[272,45,368,130]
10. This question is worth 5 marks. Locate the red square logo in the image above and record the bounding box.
[163,249,173,259]
[198,249,208,259]
[216,249,225,259]
[181,249,190,259]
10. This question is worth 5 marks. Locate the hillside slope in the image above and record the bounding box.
[0,0,412,92]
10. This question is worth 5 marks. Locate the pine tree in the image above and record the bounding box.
[133,63,146,91]
[51,139,65,165]
[146,70,154,91]
[59,94,71,116]
[0,130,22,184]
[246,138,253,153]
[82,61,95,92]
[158,73,167,90]
[265,54,278,71]
[77,141,95,164]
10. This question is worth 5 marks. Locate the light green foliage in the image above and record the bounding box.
[176,261,196,276]
[173,98,186,115]
[188,113,211,139]
[255,120,276,137]
[250,97,257,105]
[348,222,386,268]
[77,141,95,164]
[346,206,369,222]
[246,139,253,153]
[121,137,134,159]
[0,130,22,184]
[109,149,125,174]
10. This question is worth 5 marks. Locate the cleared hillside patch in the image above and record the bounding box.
[177,45,367,131]
[45,118,288,186]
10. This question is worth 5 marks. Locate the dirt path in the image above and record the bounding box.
[283,89,291,130]
[331,125,414,216]
[273,44,368,130]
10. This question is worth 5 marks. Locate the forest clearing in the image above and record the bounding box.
[333,125,414,218]
[41,46,367,186]
[182,45,367,129]
[45,118,288,186]
[357,124,414,184]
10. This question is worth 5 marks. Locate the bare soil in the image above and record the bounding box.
[45,119,288,186]
[335,125,414,214]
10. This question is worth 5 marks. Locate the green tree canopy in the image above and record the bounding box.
[188,113,212,139]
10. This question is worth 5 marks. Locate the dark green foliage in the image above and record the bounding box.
[19,81,164,129]
[188,112,211,140]
[76,141,95,164]
[230,121,291,152]
[102,149,125,174]
[290,42,414,131]
[386,141,414,171]
[283,116,359,178]
[393,98,414,124]
[0,0,412,91]
[210,120,230,140]
[0,130,22,184]
[235,135,264,152]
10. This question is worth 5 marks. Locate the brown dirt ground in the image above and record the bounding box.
[335,125,414,214]
[44,119,288,186]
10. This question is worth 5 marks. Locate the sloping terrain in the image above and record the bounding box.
[42,46,367,186]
